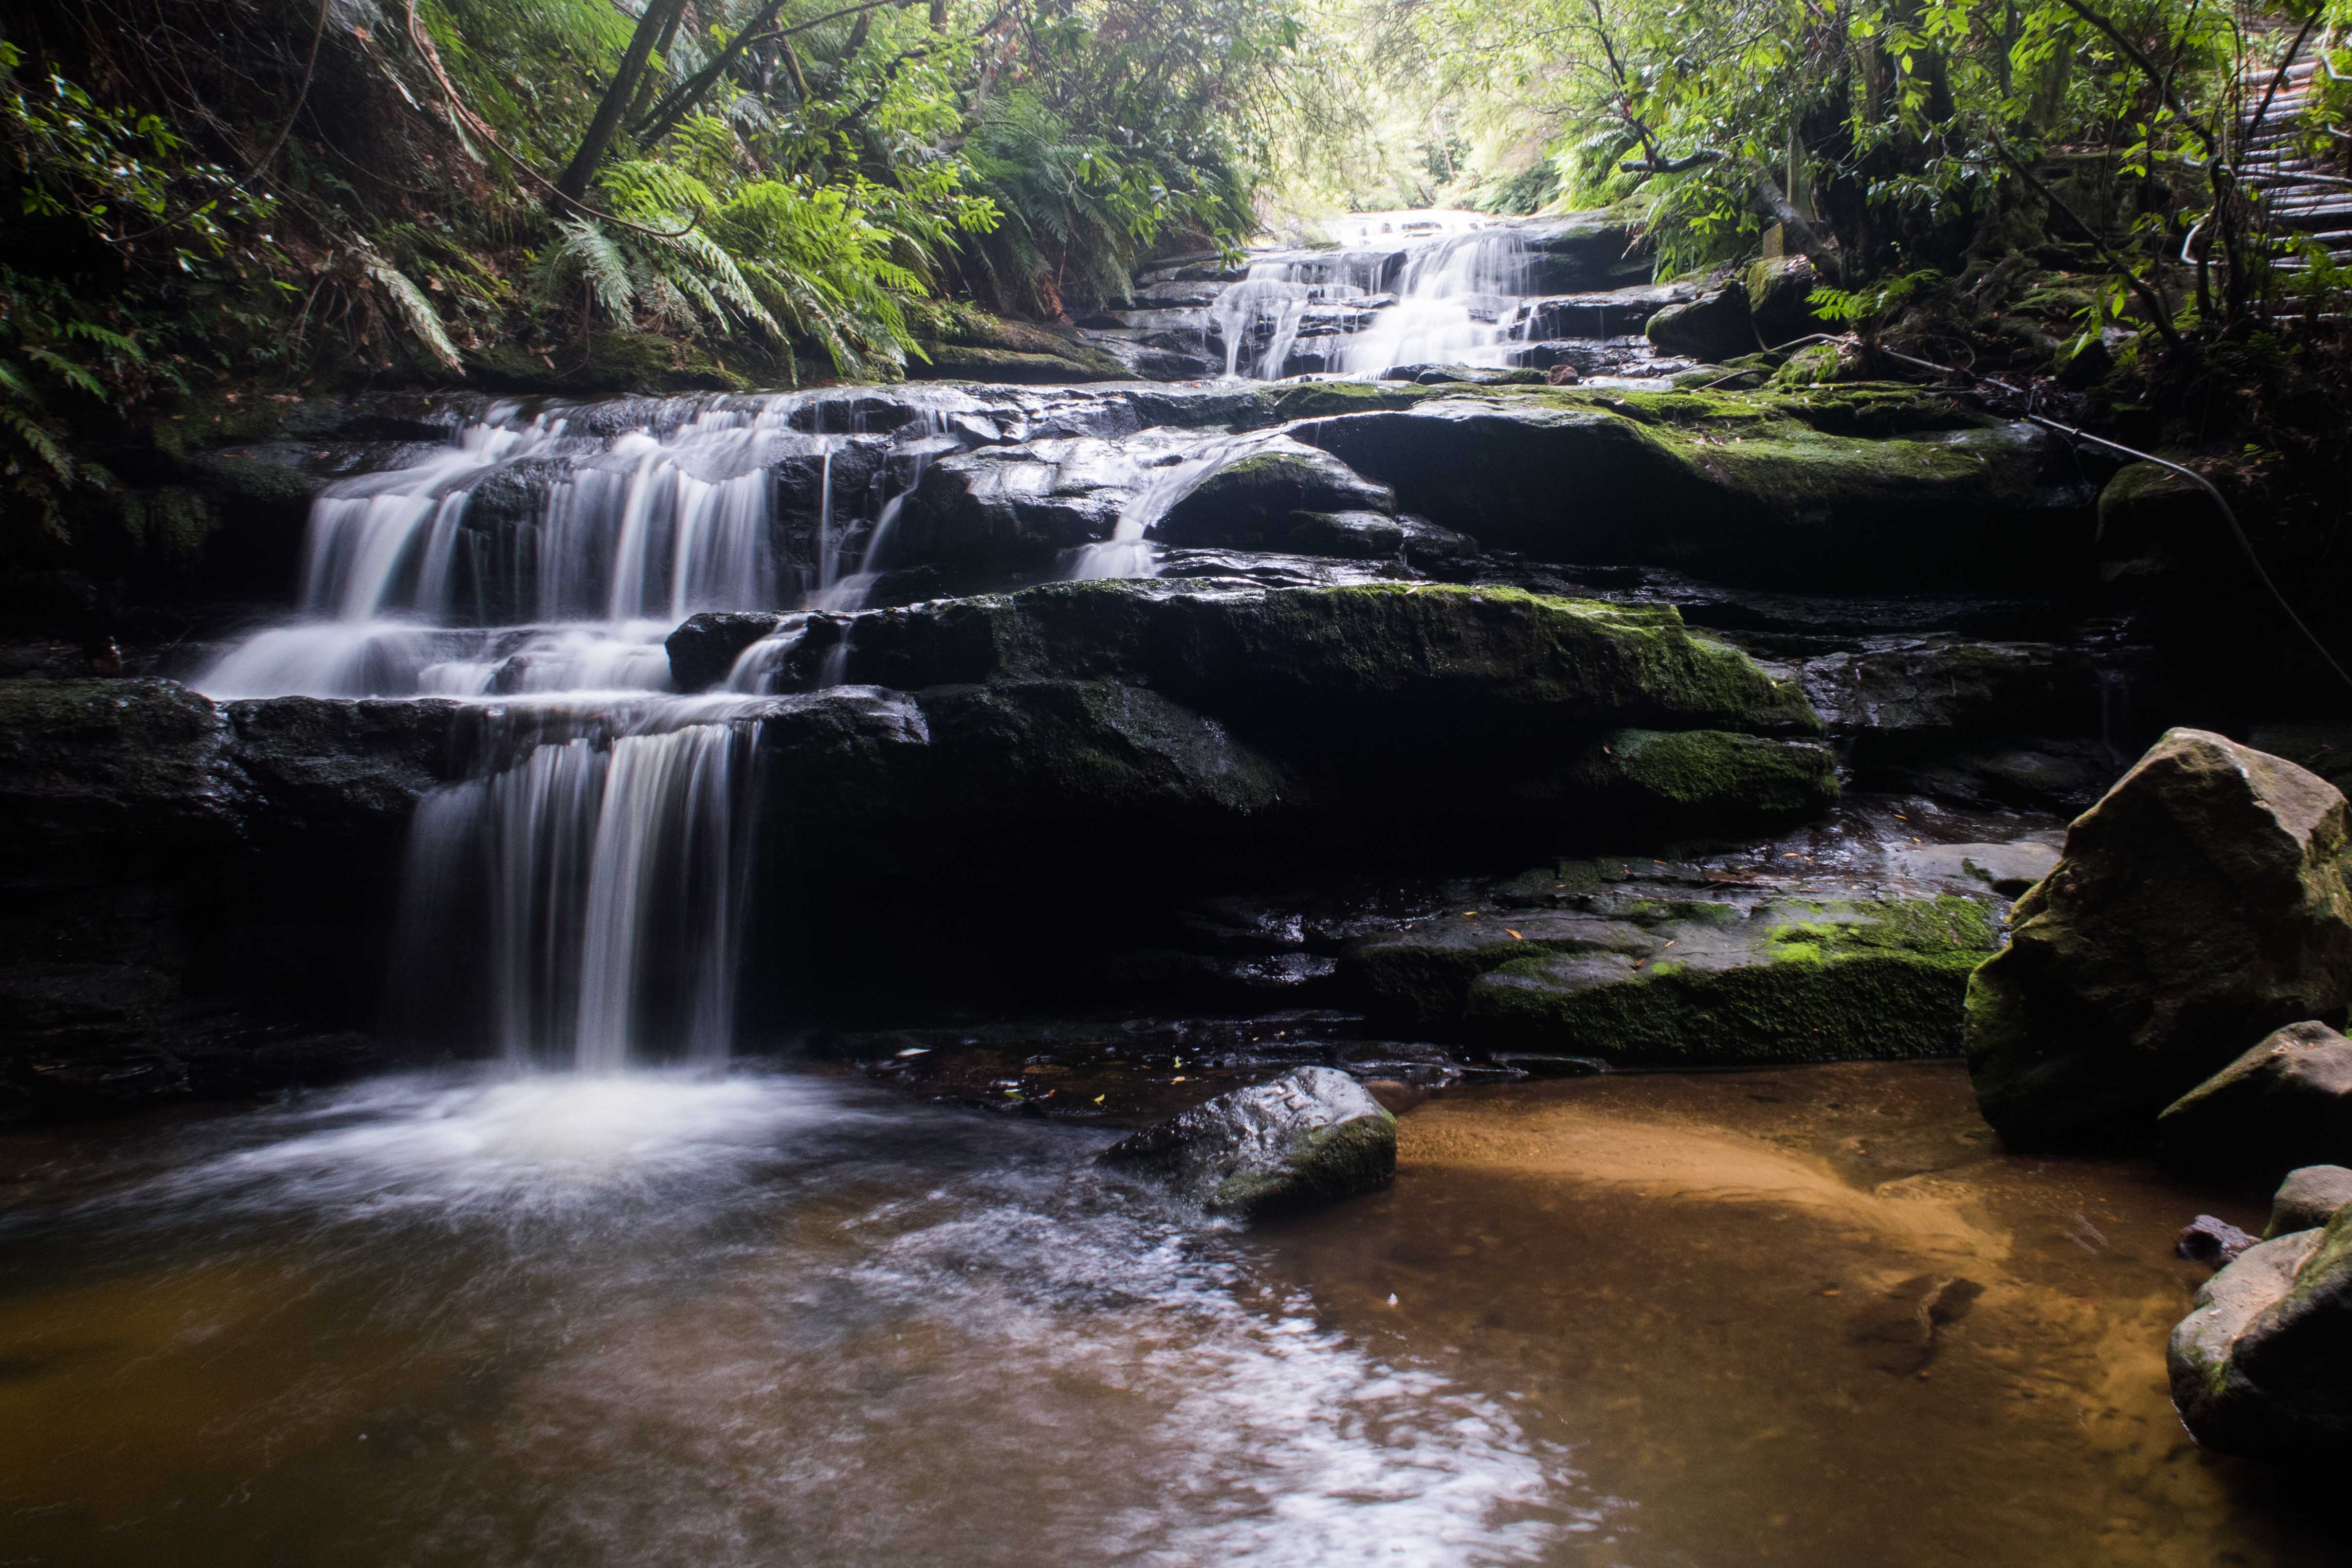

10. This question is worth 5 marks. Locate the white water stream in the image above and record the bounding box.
[184,213,1581,1069]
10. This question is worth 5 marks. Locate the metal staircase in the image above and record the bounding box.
[2243,26,2352,274]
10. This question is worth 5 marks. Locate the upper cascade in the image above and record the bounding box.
[1088,206,1669,383]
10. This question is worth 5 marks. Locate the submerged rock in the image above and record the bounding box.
[2156,1022,2352,1185]
[2268,1166,2352,1240]
[2169,1207,2352,1458]
[1966,730,2352,1150]
[1097,1064,1397,1218]
[1847,1273,1984,1375]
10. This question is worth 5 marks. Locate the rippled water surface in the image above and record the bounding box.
[0,1063,2332,1566]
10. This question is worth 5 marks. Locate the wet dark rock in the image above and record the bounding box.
[2156,1022,2352,1185]
[1484,1051,1608,1078]
[224,697,463,837]
[0,678,239,869]
[667,611,791,693]
[1291,393,2092,593]
[754,680,1297,841]
[1885,840,2060,898]
[826,581,1822,746]
[1967,730,2352,1151]
[885,445,1128,579]
[1517,209,1654,294]
[1398,516,1480,568]
[1796,639,2112,745]
[1869,738,2127,817]
[2268,1166,2352,1239]
[1378,365,1549,387]
[2169,1209,2352,1457]
[1151,440,1396,550]
[1645,285,1757,363]
[1847,1274,1984,1375]
[1098,1064,1397,1218]
[1461,890,1996,1066]
[1526,284,1695,339]
[1745,256,1830,346]
[2177,1215,2258,1268]
[0,678,463,1119]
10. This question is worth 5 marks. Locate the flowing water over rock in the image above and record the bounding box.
[5,204,2274,1564]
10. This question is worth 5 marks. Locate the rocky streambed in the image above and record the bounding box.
[6,218,2352,1556]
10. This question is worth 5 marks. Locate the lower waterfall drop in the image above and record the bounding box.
[400,702,765,1070]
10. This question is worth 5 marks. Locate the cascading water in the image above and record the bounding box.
[201,389,970,1070]
[396,698,766,1070]
[1191,209,1534,382]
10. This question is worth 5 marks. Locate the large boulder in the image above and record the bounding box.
[1645,285,1757,362]
[2169,1206,2352,1457]
[1290,392,2091,593]
[2269,1166,2352,1239]
[1150,439,1395,551]
[1517,209,1652,294]
[1097,1064,1396,1217]
[1966,730,2352,1150]
[2156,1022,2352,1184]
[1461,891,1996,1065]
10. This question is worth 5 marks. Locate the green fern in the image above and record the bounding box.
[360,249,467,372]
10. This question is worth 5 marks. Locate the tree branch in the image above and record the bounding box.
[1987,138,2182,347]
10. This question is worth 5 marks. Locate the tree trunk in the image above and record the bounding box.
[553,0,689,209]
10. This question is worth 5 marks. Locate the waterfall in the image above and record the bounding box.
[1068,431,1264,582]
[399,701,765,1070]
[201,388,978,1069]
[1196,209,1528,382]
[193,390,968,701]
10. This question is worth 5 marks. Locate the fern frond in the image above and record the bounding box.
[359,249,465,371]
[553,218,636,321]
[59,320,145,360]
[23,346,112,402]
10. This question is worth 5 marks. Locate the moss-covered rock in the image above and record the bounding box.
[2168,1207,2352,1458]
[1463,892,1997,1064]
[825,580,1822,741]
[916,343,1134,383]
[1966,729,2352,1151]
[1745,255,1830,345]
[1290,391,2091,592]
[1772,340,1866,388]
[1152,440,1395,550]
[1568,728,1840,831]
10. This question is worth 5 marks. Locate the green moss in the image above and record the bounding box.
[1207,1110,1398,1216]
[149,390,287,456]
[1470,947,1981,1064]
[111,486,220,560]
[1582,728,1840,818]
[915,343,1136,383]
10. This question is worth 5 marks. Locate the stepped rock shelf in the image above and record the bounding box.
[3,351,2170,1117]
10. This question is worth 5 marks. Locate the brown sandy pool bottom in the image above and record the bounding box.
[0,1060,2333,1567]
